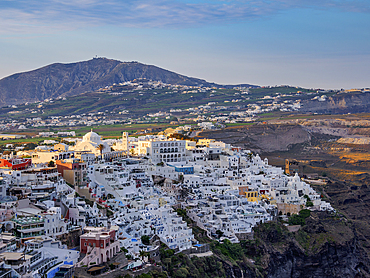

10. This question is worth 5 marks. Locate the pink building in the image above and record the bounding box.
[78,227,120,266]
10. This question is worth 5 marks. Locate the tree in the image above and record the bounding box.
[247,152,253,162]
[303,194,311,201]
[216,230,224,238]
[141,235,150,245]
[306,201,314,207]
[96,144,105,157]
[48,160,55,167]
[139,250,149,262]
[288,209,311,226]
[23,142,38,150]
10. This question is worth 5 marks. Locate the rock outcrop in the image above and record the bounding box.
[160,212,369,278]
[301,91,370,114]
[200,124,311,152]
[236,214,369,278]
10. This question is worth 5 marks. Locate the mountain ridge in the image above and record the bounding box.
[0,58,256,106]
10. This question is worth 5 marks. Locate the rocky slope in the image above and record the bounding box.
[200,124,311,152]
[158,212,370,278]
[301,91,370,114]
[0,58,219,106]
[257,215,370,278]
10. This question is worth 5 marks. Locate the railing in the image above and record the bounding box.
[30,256,58,272]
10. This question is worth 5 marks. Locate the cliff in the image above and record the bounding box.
[199,124,311,152]
[155,212,369,278]
[301,91,370,114]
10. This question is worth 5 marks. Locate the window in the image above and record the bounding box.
[84,242,87,246]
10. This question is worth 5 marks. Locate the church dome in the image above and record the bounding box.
[83,130,102,143]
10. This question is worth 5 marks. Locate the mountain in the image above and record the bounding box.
[0,58,238,106]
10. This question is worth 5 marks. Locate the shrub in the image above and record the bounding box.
[299,209,311,218]
[288,209,311,226]
[141,235,150,245]
[306,201,314,207]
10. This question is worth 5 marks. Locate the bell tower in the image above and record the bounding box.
[122,132,128,151]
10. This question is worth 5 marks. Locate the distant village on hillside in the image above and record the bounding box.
[2,79,366,132]
[0,127,333,277]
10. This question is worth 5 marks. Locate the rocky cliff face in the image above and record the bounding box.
[222,213,370,278]
[265,237,368,278]
[0,58,216,106]
[301,92,370,114]
[200,124,311,152]
[160,212,369,278]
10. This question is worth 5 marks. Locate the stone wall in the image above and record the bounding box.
[277,203,301,215]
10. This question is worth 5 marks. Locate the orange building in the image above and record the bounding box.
[0,158,31,170]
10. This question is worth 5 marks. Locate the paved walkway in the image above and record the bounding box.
[189,251,213,258]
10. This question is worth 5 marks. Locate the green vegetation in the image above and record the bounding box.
[160,243,226,278]
[0,85,322,124]
[225,122,255,127]
[212,239,244,263]
[306,201,314,207]
[141,235,150,245]
[136,270,167,278]
[0,137,56,146]
[288,209,311,226]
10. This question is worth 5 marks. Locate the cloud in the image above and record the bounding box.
[0,0,369,34]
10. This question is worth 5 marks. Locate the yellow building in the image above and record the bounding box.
[245,191,260,203]
[159,198,167,207]
[197,138,215,147]
[260,194,276,205]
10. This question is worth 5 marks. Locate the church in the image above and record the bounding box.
[72,130,123,160]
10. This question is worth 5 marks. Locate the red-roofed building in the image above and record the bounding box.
[0,158,31,170]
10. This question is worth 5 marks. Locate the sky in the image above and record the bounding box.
[0,0,369,89]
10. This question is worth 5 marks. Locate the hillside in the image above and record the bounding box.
[200,124,312,153]
[152,212,370,278]
[0,58,222,106]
